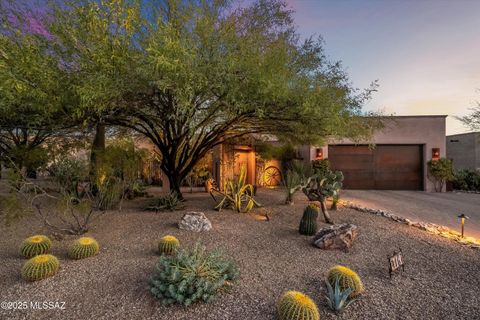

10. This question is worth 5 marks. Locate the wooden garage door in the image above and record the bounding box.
[328,145,423,190]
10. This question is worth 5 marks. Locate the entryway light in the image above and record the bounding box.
[457,214,470,238]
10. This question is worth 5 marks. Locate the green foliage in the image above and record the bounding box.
[277,291,320,320]
[158,235,180,255]
[149,243,239,306]
[145,192,185,212]
[327,265,364,298]
[325,276,356,313]
[427,158,454,192]
[283,160,308,205]
[214,166,260,213]
[49,157,89,195]
[452,169,480,191]
[69,237,99,260]
[21,254,60,281]
[299,205,319,236]
[312,159,331,177]
[20,235,52,258]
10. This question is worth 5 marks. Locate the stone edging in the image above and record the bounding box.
[340,200,480,249]
[452,190,480,194]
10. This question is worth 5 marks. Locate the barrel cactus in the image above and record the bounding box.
[158,235,180,255]
[327,265,364,298]
[20,235,52,258]
[69,237,99,260]
[21,254,60,281]
[299,204,319,236]
[277,291,320,320]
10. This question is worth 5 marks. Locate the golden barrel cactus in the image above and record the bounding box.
[20,235,52,258]
[327,265,364,298]
[69,237,99,260]
[277,291,320,320]
[158,235,180,255]
[22,254,60,281]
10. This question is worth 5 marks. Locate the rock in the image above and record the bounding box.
[178,211,212,232]
[312,223,358,250]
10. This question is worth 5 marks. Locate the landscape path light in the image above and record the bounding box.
[457,214,469,238]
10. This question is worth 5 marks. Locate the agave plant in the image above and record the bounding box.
[214,166,260,213]
[325,277,355,313]
[145,192,185,212]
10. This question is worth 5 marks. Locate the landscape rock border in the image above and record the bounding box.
[340,200,480,249]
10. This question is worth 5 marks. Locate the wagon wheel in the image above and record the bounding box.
[262,166,282,187]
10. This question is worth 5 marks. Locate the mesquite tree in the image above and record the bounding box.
[3,0,379,197]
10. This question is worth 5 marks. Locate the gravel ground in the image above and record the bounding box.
[0,188,479,320]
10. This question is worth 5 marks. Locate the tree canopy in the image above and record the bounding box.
[1,0,380,196]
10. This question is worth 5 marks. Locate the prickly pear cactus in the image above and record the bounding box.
[277,291,320,320]
[69,237,99,260]
[20,235,52,258]
[327,265,364,298]
[158,235,180,255]
[21,254,60,281]
[299,204,319,236]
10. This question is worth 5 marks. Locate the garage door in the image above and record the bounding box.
[328,145,423,190]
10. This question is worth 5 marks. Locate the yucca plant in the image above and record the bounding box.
[20,235,52,258]
[325,277,356,313]
[214,166,260,213]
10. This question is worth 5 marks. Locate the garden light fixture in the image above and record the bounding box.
[457,214,469,238]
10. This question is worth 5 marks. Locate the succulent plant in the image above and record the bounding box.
[69,237,99,260]
[158,235,180,255]
[277,291,320,320]
[325,276,356,313]
[299,204,319,236]
[327,265,364,298]
[21,254,60,281]
[20,235,52,258]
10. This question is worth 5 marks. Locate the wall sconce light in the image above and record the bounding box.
[315,148,323,160]
[432,148,440,161]
[457,214,470,238]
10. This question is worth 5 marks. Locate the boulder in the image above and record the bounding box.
[312,223,358,250]
[178,211,212,232]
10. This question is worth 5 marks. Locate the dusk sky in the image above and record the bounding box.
[283,0,480,135]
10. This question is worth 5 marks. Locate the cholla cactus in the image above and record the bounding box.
[158,235,180,255]
[20,235,52,258]
[277,291,320,320]
[299,204,319,236]
[327,265,364,298]
[21,254,60,281]
[69,237,99,260]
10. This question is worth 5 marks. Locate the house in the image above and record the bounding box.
[213,115,447,192]
[446,132,480,171]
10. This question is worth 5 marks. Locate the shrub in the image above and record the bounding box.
[277,291,320,320]
[20,235,52,258]
[299,204,318,236]
[149,243,239,306]
[22,254,60,281]
[158,235,180,255]
[427,158,454,192]
[69,237,99,260]
[145,192,185,212]
[452,169,480,191]
[327,265,364,298]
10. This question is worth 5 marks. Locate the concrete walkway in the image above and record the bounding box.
[342,190,480,238]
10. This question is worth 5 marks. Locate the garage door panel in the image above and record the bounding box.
[329,145,423,190]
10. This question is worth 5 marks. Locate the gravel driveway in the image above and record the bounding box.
[342,190,480,238]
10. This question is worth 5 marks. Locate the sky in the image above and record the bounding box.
[283,0,480,135]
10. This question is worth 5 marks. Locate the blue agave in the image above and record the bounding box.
[325,277,356,313]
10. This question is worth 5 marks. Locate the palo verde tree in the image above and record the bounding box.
[10,0,380,197]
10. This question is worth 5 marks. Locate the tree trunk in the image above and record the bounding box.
[90,123,106,190]
[320,198,334,224]
[167,173,184,200]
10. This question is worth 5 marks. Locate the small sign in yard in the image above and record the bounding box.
[388,249,405,278]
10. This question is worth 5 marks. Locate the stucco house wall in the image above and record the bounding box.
[302,116,447,192]
[446,132,480,171]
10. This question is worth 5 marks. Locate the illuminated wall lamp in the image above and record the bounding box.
[432,148,440,161]
[315,148,323,160]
